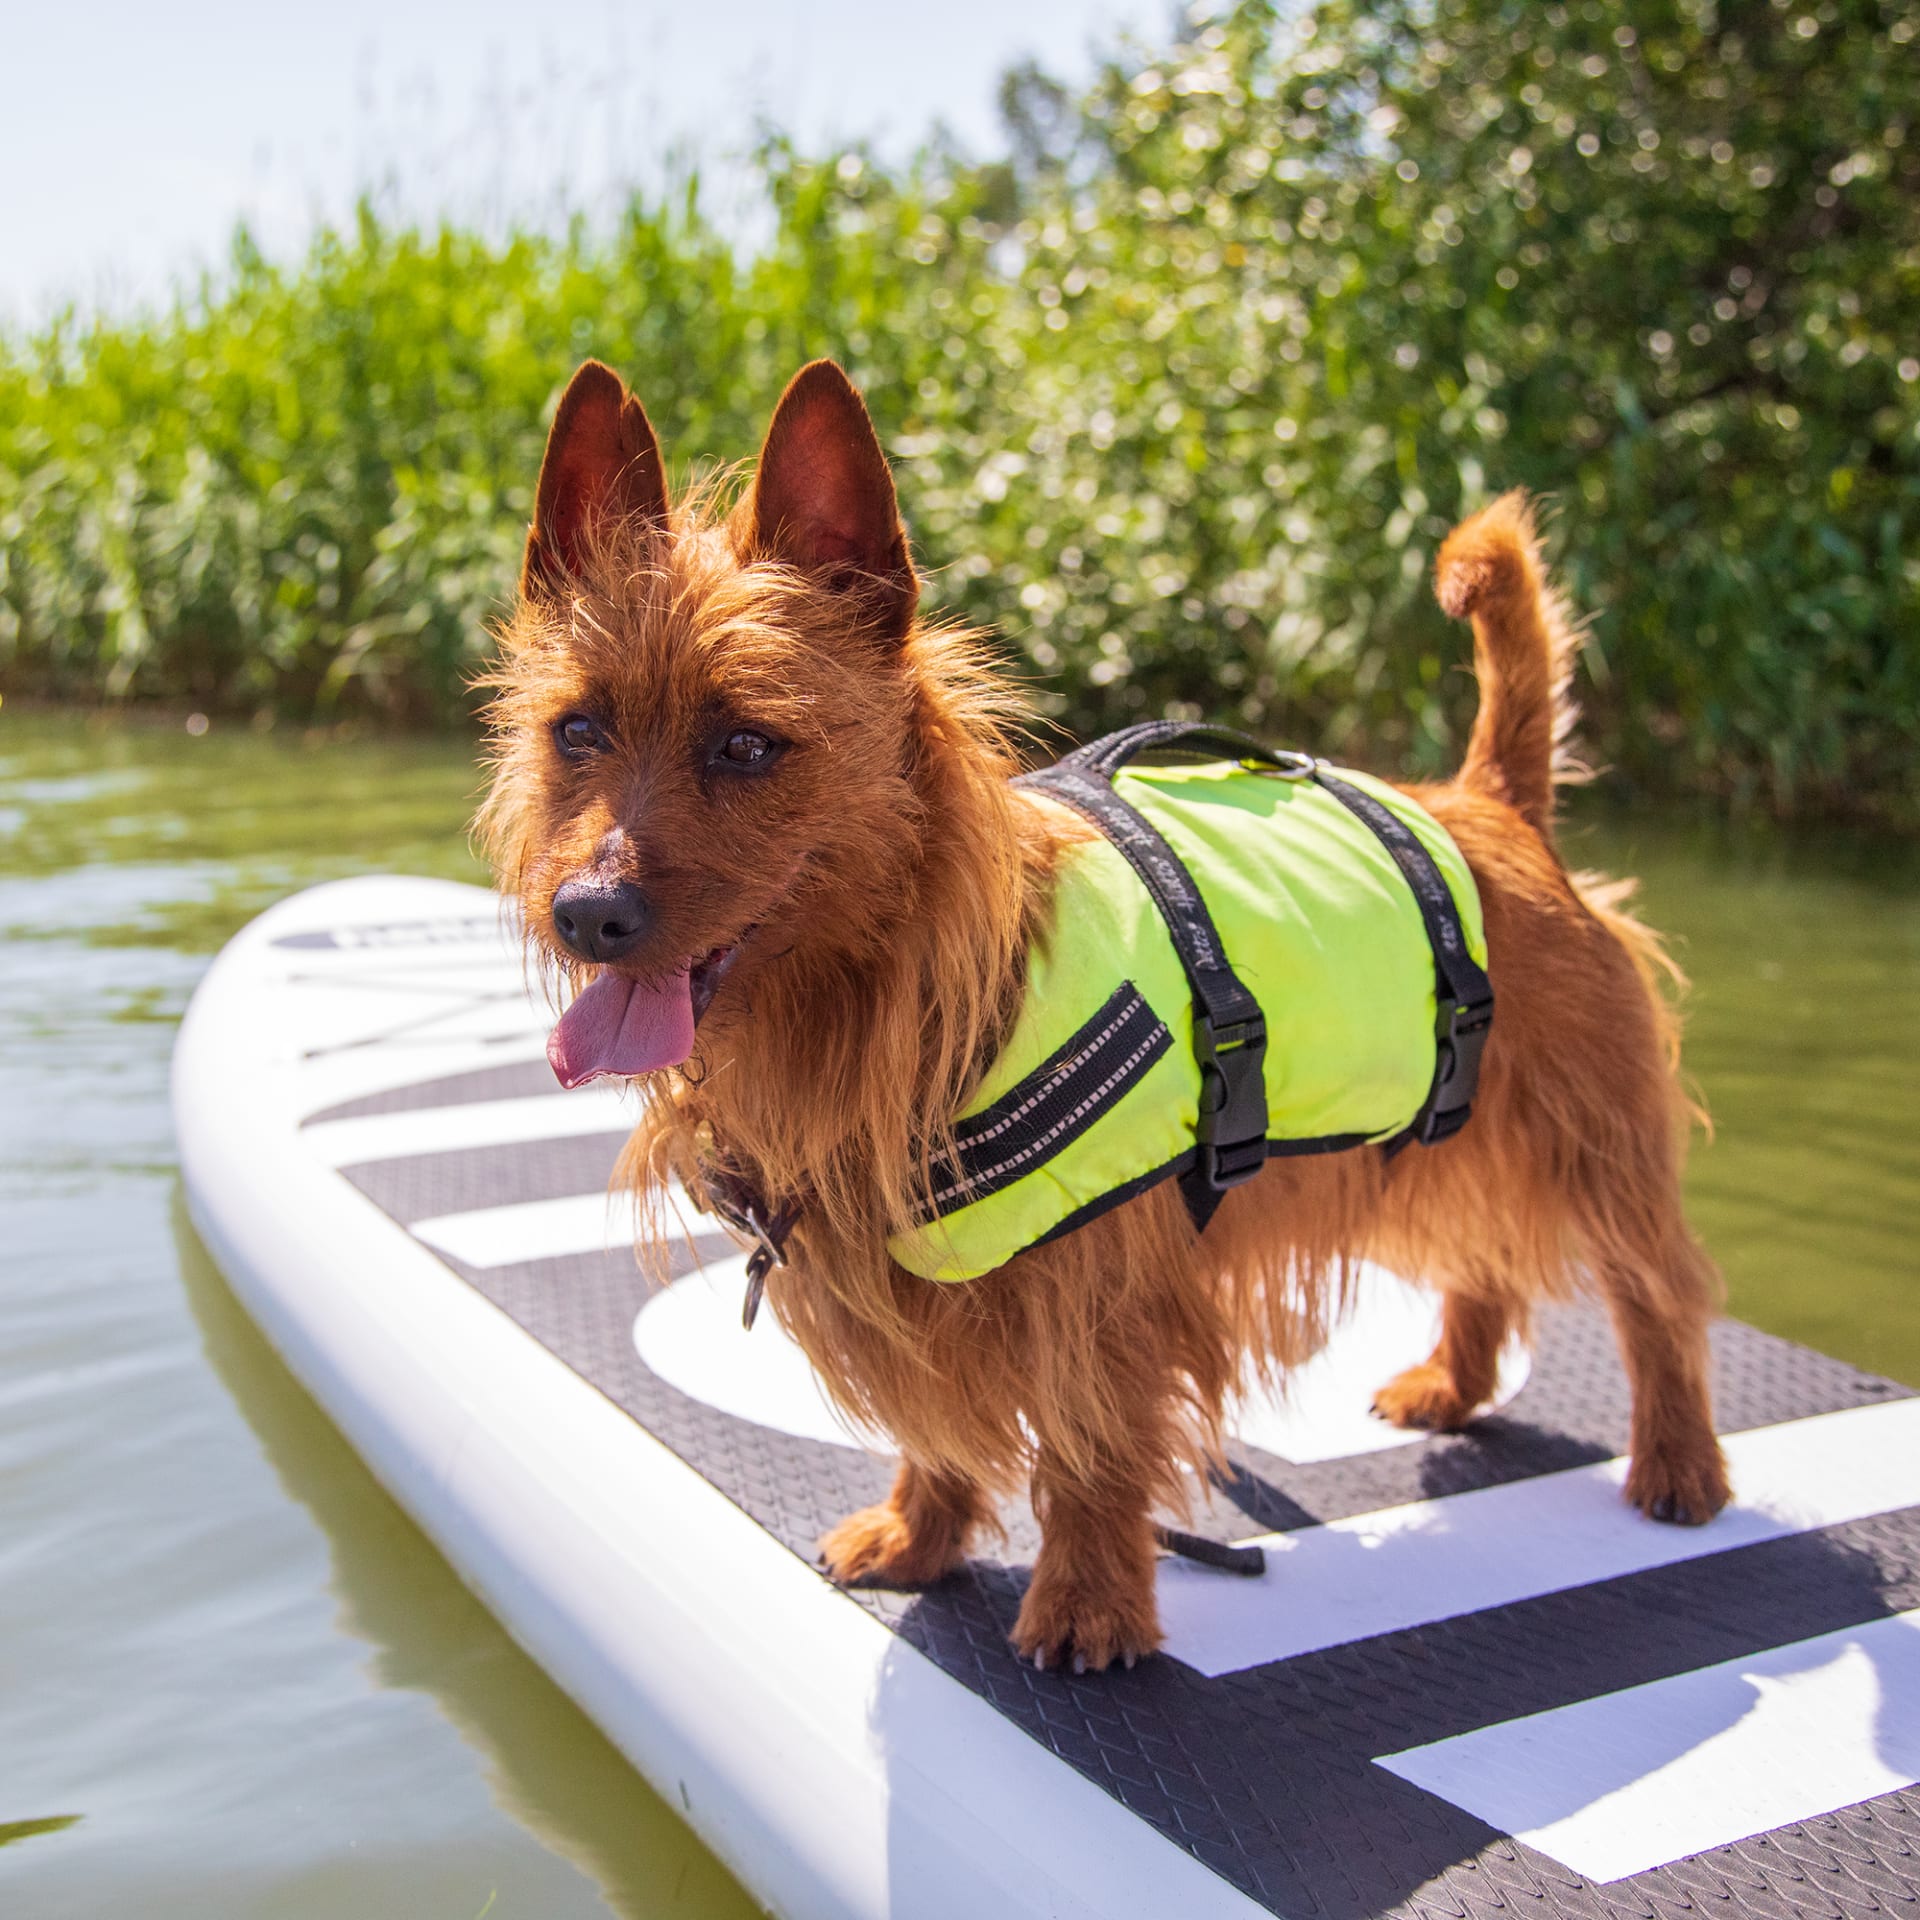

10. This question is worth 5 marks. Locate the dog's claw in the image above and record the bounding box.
[1122,1650,1138,1671]
[1072,1652,1087,1676]
[1032,1649,1048,1671]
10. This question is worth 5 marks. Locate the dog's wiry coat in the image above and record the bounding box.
[482,361,1731,1672]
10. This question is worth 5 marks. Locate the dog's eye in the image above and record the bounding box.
[554,713,609,759]
[717,729,777,768]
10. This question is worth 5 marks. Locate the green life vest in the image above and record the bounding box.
[886,725,1492,1283]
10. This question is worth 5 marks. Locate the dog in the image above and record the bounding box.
[480,356,1732,1673]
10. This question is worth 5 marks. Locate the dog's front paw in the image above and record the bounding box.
[1626,1438,1732,1526]
[1011,1572,1160,1675]
[819,1502,964,1589]
[1371,1361,1481,1432]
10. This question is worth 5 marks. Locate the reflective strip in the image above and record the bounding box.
[925,983,1171,1213]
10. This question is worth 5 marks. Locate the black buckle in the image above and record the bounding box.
[1192,1009,1269,1190]
[1417,996,1494,1145]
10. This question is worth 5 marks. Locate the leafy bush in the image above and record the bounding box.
[2,0,1915,823]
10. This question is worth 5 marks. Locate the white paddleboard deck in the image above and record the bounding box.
[174,876,1920,1920]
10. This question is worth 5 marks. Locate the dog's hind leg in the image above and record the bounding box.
[818,1459,988,1588]
[1584,1199,1731,1525]
[1372,1285,1515,1431]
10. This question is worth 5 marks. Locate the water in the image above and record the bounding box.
[0,713,761,1919]
[1,708,1916,1916]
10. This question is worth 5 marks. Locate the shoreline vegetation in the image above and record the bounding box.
[2,0,1914,827]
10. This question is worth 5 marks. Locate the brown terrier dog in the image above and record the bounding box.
[481,357,1733,1673]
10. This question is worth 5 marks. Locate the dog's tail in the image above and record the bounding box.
[1436,490,1585,841]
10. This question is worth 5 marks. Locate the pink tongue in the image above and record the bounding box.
[547,968,695,1088]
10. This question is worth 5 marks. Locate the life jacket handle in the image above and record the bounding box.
[1053,718,1317,785]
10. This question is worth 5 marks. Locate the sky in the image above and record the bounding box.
[1,0,1162,322]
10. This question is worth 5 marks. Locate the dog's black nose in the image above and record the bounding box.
[551,878,652,962]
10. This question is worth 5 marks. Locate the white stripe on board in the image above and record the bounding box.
[1378,1608,1920,1883]
[301,1086,639,1167]
[1157,1397,1920,1677]
[409,1183,717,1269]
[411,1188,644,1266]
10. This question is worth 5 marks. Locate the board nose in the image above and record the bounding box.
[551,878,651,962]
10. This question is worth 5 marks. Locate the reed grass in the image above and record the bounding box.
[3,0,1915,823]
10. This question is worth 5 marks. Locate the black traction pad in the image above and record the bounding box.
[316,1053,1920,1920]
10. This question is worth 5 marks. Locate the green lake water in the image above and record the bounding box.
[2,706,1916,1916]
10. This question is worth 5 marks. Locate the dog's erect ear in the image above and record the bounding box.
[746,360,917,643]
[522,361,669,600]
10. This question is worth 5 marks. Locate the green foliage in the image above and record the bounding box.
[2,0,1916,822]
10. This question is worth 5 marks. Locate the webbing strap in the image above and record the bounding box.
[1055,718,1318,786]
[1017,722,1292,1230]
[1311,773,1491,1012]
[1016,763,1264,1037]
[921,982,1174,1215]
[1310,773,1494,1150]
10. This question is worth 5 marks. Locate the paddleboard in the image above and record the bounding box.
[174,874,1920,1920]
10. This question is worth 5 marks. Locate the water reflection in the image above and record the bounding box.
[170,1194,760,1920]
[0,1815,83,1852]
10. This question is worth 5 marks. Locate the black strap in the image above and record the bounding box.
[1052,718,1318,786]
[1153,1523,1266,1577]
[922,982,1174,1215]
[1016,723,1294,1231]
[1311,772,1495,1150]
